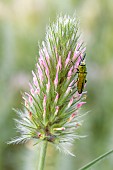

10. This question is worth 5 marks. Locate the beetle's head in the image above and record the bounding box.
[80,61,85,66]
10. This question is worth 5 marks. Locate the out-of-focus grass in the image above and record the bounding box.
[0,0,113,170]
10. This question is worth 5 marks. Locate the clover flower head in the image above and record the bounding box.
[9,14,87,155]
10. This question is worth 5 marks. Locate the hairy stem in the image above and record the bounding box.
[38,141,48,170]
[79,149,113,170]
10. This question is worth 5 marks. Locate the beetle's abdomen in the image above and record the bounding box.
[77,73,86,94]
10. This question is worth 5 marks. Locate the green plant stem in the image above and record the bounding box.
[78,149,113,170]
[38,141,48,170]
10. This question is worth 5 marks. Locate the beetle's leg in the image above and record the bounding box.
[76,68,79,73]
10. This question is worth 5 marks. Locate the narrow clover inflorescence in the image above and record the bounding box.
[9,14,87,155]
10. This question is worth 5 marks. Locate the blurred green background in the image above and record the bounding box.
[0,0,113,170]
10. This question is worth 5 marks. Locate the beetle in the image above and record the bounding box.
[76,53,87,94]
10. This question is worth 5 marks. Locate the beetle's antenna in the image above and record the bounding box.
[79,53,86,65]
[82,53,86,61]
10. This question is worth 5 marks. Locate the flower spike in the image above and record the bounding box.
[8,14,87,155]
